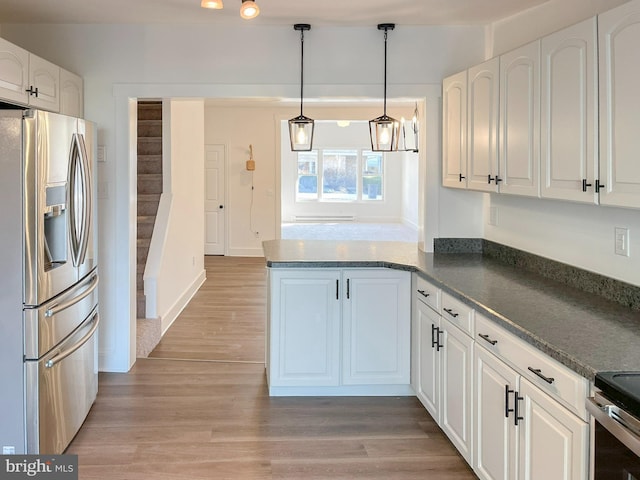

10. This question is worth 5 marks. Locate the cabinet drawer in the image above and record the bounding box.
[414,274,440,313]
[441,291,474,337]
[475,314,589,420]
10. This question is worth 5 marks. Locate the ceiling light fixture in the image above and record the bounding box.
[289,24,314,151]
[240,0,260,19]
[369,23,399,152]
[201,0,223,9]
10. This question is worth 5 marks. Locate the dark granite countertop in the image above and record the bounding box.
[263,239,640,382]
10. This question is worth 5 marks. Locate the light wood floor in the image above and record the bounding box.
[67,256,477,479]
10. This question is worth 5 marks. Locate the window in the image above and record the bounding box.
[296,149,384,202]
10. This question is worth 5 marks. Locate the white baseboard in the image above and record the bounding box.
[226,247,265,257]
[160,269,206,334]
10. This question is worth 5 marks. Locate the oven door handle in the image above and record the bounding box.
[586,396,640,457]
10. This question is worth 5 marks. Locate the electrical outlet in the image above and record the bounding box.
[615,227,630,257]
[3,446,15,454]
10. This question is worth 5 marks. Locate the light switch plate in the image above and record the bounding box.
[615,227,630,257]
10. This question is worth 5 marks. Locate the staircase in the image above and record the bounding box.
[136,101,163,356]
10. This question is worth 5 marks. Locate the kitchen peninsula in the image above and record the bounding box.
[264,238,640,477]
[263,238,640,384]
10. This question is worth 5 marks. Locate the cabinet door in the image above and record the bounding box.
[468,58,500,192]
[541,18,598,204]
[269,269,341,387]
[0,37,29,105]
[416,300,440,421]
[443,70,468,189]
[342,269,410,385]
[598,0,640,209]
[60,69,84,117]
[475,346,519,480]
[517,379,588,480]
[440,318,474,464]
[28,54,60,112]
[499,41,540,197]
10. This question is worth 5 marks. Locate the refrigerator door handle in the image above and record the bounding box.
[45,274,99,318]
[68,134,82,267]
[76,133,92,267]
[45,311,99,368]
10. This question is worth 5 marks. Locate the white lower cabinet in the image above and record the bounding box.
[414,276,474,464]
[268,269,341,387]
[440,316,474,464]
[474,315,589,480]
[268,268,411,395]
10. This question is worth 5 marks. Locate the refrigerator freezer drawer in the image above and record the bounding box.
[24,308,99,454]
[24,271,98,359]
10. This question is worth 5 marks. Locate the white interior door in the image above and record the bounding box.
[204,144,226,255]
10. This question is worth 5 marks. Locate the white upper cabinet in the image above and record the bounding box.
[60,69,84,117]
[499,40,540,197]
[467,57,500,192]
[540,18,598,204]
[27,54,60,112]
[0,37,30,105]
[0,37,84,115]
[443,70,468,189]
[598,0,640,209]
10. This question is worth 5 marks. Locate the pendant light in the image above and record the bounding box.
[240,0,259,19]
[369,23,399,152]
[289,24,314,151]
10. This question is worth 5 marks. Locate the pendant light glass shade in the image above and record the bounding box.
[240,0,259,19]
[369,23,399,152]
[201,0,223,9]
[289,24,315,151]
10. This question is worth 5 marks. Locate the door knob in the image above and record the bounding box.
[219,205,224,209]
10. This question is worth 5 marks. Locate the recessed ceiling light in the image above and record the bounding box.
[201,0,223,9]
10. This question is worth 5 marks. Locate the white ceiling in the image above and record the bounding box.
[0,0,549,26]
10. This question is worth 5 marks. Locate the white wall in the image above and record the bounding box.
[146,100,206,332]
[0,23,486,371]
[488,0,628,57]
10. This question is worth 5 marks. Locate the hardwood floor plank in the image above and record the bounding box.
[67,256,477,479]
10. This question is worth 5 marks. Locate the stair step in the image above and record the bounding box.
[137,223,154,239]
[138,173,162,195]
[137,103,162,121]
[137,122,162,137]
[137,137,162,156]
[138,155,163,174]
[138,194,161,216]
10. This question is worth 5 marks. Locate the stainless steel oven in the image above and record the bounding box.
[587,373,640,480]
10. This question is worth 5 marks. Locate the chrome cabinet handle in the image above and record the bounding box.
[443,308,458,318]
[479,333,498,345]
[528,367,555,384]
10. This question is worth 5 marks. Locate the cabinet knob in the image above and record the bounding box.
[582,179,592,192]
[459,173,466,182]
[595,180,605,193]
[488,175,495,184]
[25,86,39,97]
[528,367,555,384]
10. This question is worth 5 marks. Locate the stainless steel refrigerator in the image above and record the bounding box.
[0,109,99,454]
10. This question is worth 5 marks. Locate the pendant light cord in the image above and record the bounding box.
[383,29,388,116]
[299,29,305,117]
